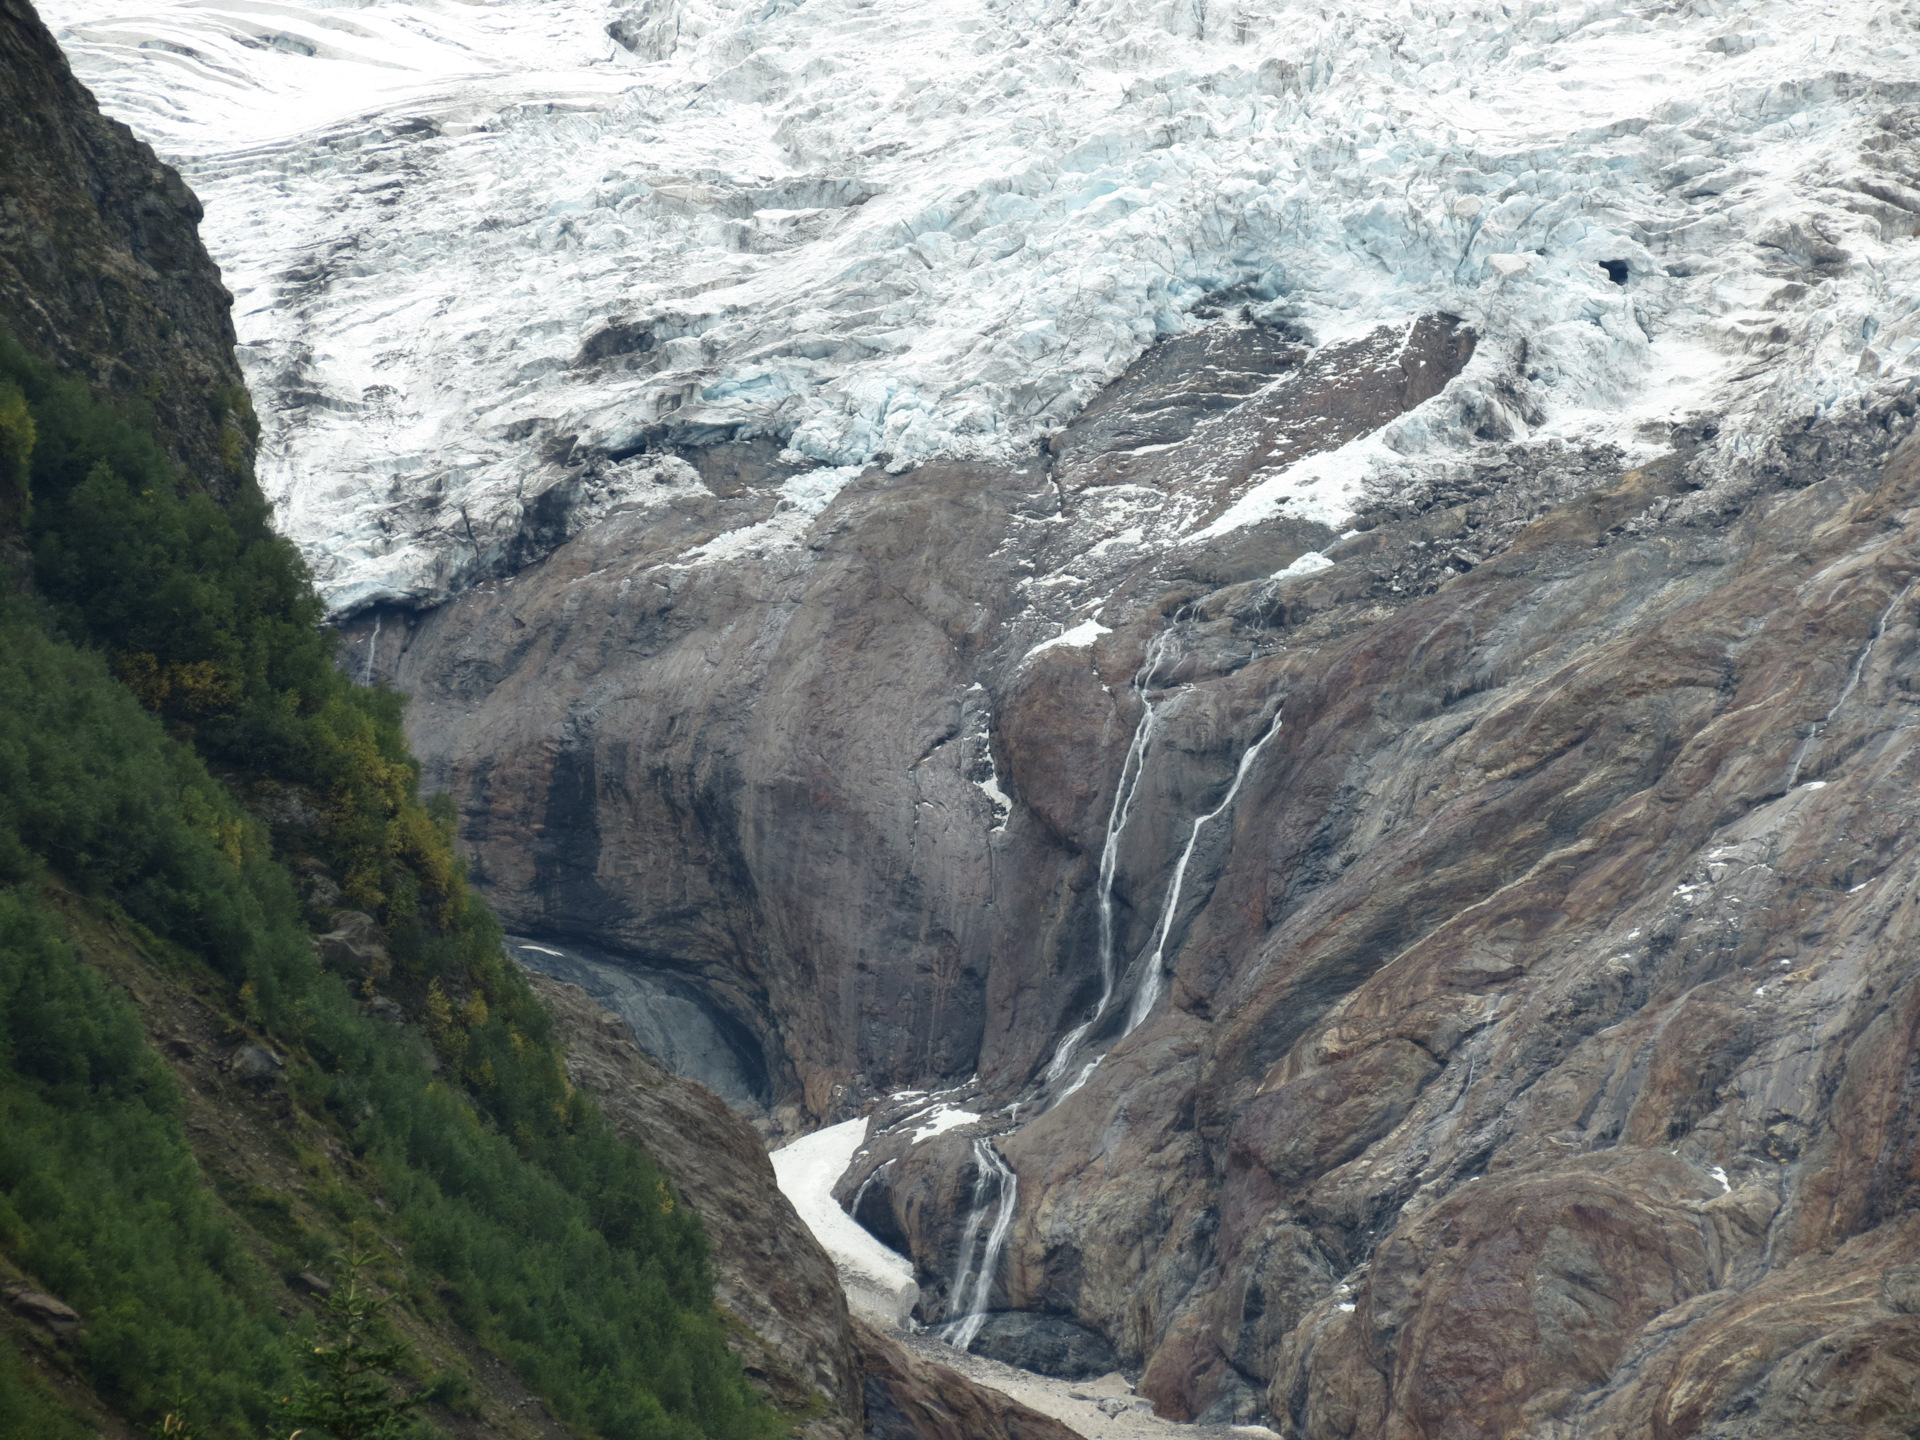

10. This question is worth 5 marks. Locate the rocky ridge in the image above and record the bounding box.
[0,0,252,491]
[527,969,1083,1440]
[360,299,1920,1440]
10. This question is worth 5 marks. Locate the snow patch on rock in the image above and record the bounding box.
[1026,618,1113,659]
[770,1117,919,1329]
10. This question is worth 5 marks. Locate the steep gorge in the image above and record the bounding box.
[24,0,1920,1436]
[363,303,1920,1438]
[0,3,1068,1436]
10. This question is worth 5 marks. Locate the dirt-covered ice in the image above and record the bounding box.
[770,1117,920,1329]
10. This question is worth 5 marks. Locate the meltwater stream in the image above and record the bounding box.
[940,1137,1019,1351]
[1785,575,1919,789]
[1125,703,1286,1034]
[1044,626,1183,1090]
[1045,617,1289,1088]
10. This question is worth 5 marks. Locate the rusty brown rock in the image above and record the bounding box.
[376,285,1920,1440]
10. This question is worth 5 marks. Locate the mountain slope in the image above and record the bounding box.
[0,5,788,1435]
[29,0,1920,1437]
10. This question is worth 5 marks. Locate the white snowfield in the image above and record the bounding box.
[40,0,1920,612]
[769,1118,920,1329]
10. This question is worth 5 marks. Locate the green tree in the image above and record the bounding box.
[281,1249,421,1440]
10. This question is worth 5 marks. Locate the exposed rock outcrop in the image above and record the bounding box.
[854,1321,1082,1440]
[963,1313,1118,1381]
[531,970,1096,1440]
[3,1282,81,1340]
[524,970,863,1439]
[371,296,1920,1440]
[0,0,251,489]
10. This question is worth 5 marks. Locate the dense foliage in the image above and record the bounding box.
[0,881,286,1432]
[0,335,781,1440]
[4,328,447,923]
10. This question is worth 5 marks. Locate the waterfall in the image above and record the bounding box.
[1125,703,1285,1034]
[940,1137,1018,1352]
[850,1157,894,1220]
[1785,575,1917,787]
[1045,626,1182,1085]
[361,612,382,686]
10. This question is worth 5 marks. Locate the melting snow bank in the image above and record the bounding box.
[770,1118,919,1330]
[40,0,1920,611]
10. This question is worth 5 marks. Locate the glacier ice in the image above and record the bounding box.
[38,0,1920,611]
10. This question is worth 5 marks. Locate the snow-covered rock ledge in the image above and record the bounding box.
[771,1118,920,1330]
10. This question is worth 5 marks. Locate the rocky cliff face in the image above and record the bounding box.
[524,970,864,1438]
[0,0,251,489]
[528,969,1086,1440]
[364,307,1920,1438]
[34,0,1920,1432]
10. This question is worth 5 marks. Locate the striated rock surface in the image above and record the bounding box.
[370,297,1920,1440]
[38,0,1920,1427]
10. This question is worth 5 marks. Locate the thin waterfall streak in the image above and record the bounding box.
[1126,705,1285,1034]
[1056,1054,1103,1104]
[361,613,382,686]
[849,1158,892,1220]
[1096,711,1155,991]
[1097,628,1178,990]
[941,1159,991,1342]
[1044,1019,1095,1084]
[943,1138,1017,1352]
[1046,626,1178,1085]
[1786,575,1918,787]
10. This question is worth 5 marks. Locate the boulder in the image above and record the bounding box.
[312,910,389,984]
[3,1283,80,1339]
[229,1043,283,1085]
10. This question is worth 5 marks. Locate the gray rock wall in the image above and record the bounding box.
[374,304,1920,1439]
[0,0,252,493]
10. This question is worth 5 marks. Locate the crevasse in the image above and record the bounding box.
[41,0,1920,616]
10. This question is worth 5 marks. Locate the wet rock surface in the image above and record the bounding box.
[964,1313,1118,1381]
[513,935,770,1115]
[377,303,1920,1438]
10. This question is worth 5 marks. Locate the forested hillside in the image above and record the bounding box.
[0,323,789,1440]
[0,2,791,1429]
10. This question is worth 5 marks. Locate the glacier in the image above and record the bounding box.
[38,0,1920,613]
